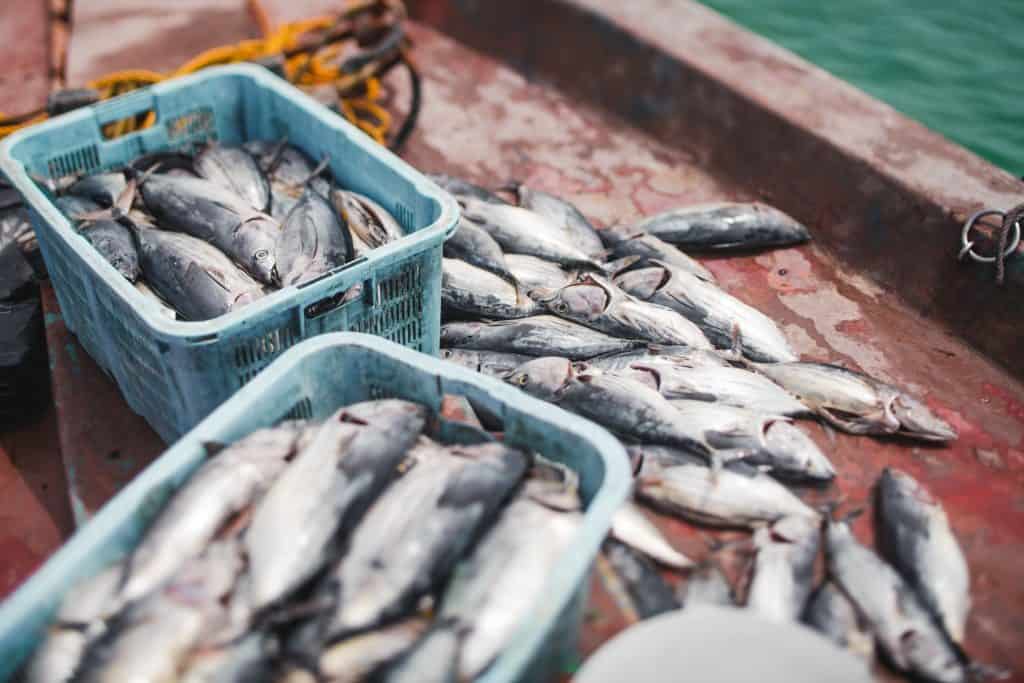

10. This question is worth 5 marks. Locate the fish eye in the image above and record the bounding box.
[518,375,528,385]
[441,350,452,358]
[254,248,270,261]
[555,302,568,313]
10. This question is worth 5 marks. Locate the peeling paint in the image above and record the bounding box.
[780,283,891,378]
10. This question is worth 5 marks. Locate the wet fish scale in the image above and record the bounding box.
[825,520,965,683]
[136,173,280,284]
[533,274,713,348]
[634,202,810,251]
[615,261,797,363]
[636,460,818,528]
[193,144,271,212]
[441,316,643,360]
[442,258,539,319]
[132,226,265,322]
[876,468,970,643]
[599,224,715,282]
[276,189,353,286]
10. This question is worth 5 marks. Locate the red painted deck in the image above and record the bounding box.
[4,1,1024,680]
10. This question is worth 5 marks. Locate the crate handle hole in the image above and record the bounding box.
[100,110,157,140]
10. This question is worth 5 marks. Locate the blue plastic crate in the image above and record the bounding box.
[0,333,631,683]
[0,65,459,442]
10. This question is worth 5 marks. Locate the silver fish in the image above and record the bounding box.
[244,141,332,221]
[331,189,405,250]
[276,189,353,286]
[135,173,281,284]
[320,443,528,639]
[680,563,735,607]
[458,196,604,270]
[668,399,834,482]
[121,425,303,603]
[54,195,102,222]
[132,225,266,321]
[245,400,427,610]
[876,468,970,643]
[504,182,605,256]
[427,173,508,205]
[615,260,798,362]
[178,632,274,683]
[307,440,469,652]
[636,460,819,528]
[439,348,533,379]
[632,443,763,478]
[194,144,271,212]
[634,202,811,251]
[443,218,514,282]
[746,515,821,622]
[441,497,581,679]
[611,499,696,569]
[599,224,715,281]
[524,455,583,512]
[825,519,965,683]
[25,564,124,683]
[532,274,713,348]
[622,364,809,416]
[507,358,712,457]
[317,618,429,683]
[603,539,680,619]
[77,219,140,282]
[441,316,643,360]
[586,345,732,373]
[66,173,126,207]
[753,362,957,442]
[505,253,576,290]
[442,258,539,319]
[134,280,177,320]
[74,541,243,683]
[380,624,460,683]
[804,582,875,661]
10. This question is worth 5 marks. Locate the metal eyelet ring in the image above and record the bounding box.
[959,209,1022,263]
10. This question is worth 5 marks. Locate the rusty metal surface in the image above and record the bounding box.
[407,0,1024,380]
[10,0,1021,679]
[0,404,73,599]
[0,0,72,602]
[40,283,164,524]
[0,1,50,116]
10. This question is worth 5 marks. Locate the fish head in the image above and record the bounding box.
[251,246,278,285]
[763,421,835,481]
[613,266,668,300]
[898,625,966,683]
[888,393,957,442]
[506,357,573,401]
[549,281,609,319]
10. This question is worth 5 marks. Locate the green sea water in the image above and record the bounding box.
[700,0,1024,176]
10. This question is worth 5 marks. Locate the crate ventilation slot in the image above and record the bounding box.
[47,145,100,179]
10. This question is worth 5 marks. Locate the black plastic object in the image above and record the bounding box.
[0,225,49,429]
[46,88,101,117]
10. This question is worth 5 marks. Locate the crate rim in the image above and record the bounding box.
[0,64,460,342]
[0,332,632,682]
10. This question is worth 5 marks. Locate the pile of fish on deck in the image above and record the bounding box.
[45,140,406,321]
[26,397,587,682]
[435,175,973,683]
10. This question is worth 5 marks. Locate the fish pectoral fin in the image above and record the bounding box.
[817,407,882,435]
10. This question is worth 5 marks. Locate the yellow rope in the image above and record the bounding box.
[0,5,394,145]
